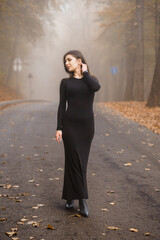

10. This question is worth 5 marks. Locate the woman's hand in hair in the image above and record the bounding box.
[56,130,62,143]
[81,63,88,73]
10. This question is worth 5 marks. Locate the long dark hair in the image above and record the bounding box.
[63,50,90,77]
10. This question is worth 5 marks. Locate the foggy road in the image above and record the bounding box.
[0,102,160,240]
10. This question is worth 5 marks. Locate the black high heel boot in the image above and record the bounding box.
[65,200,74,210]
[79,199,89,217]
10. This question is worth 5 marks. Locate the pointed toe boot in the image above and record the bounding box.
[65,200,74,210]
[79,199,89,217]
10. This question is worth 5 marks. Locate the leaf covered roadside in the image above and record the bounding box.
[98,101,160,135]
[0,83,22,102]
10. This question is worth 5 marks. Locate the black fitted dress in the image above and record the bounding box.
[57,71,100,200]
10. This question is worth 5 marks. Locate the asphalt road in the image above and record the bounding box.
[0,101,160,240]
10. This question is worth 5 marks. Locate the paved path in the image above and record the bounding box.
[0,101,160,240]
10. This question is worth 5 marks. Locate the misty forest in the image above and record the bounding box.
[0,0,160,107]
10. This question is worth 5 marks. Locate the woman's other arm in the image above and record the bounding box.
[56,79,66,142]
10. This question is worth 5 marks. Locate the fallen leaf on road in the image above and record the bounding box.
[1,207,6,210]
[37,204,45,207]
[116,149,124,154]
[57,168,63,171]
[107,190,115,195]
[110,202,116,205]
[27,221,40,227]
[124,163,132,166]
[8,197,17,200]
[12,237,19,240]
[69,214,82,218]
[34,154,39,157]
[25,157,31,159]
[129,228,138,232]
[13,185,19,188]
[145,168,150,171]
[5,231,17,237]
[35,184,40,187]
[21,218,28,222]
[11,228,18,231]
[17,222,24,225]
[101,208,109,212]
[144,232,150,236]
[17,193,29,196]
[32,206,39,209]
[4,184,12,188]
[0,154,7,157]
[54,178,60,180]
[15,199,23,202]
[29,237,35,239]
[105,133,109,136]
[92,173,96,176]
[0,218,7,221]
[28,179,34,183]
[154,188,160,192]
[32,204,44,209]
[101,233,106,236]
[148,143,154,147]
[37,168,43,172]
[108,226,120,230]
[47,224,55,230]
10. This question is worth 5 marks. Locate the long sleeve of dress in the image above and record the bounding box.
[56,79,66,130]
[83,71,101,92]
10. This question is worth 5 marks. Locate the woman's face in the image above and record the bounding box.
[65,54,81,72]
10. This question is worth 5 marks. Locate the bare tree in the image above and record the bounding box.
[147,0,160,107]
[133,0,144,101]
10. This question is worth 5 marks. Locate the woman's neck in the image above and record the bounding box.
[73,68,83,79]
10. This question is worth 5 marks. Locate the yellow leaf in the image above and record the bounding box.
[144,232,150,236]
[21,218,28,222]
[129,228,138,232]
[11,228,18,231]
[47,224,55,230]
[101,208,109,212]
[108,226,119,230]
[0,218,7,221]
[5,232,17,237]
[124,163,132,166]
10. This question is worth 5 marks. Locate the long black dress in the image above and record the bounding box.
[56,71,100,200]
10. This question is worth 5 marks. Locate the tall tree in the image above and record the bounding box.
[147,0,160,107]
[133,0,144,101]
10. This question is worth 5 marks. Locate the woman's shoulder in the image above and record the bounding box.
[60,77,69,85]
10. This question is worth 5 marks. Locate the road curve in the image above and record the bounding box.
[0,101,160,240]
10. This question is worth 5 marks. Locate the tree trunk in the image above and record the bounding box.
[147,43,160,107]
[146,0,160,107]
[133,0,144,101]
[124,18,136,101]
[124,52,135,100]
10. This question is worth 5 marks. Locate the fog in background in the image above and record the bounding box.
[0,0,158,105]
[20,1,106,103]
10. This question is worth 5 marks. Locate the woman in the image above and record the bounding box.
[56,50,100,217]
